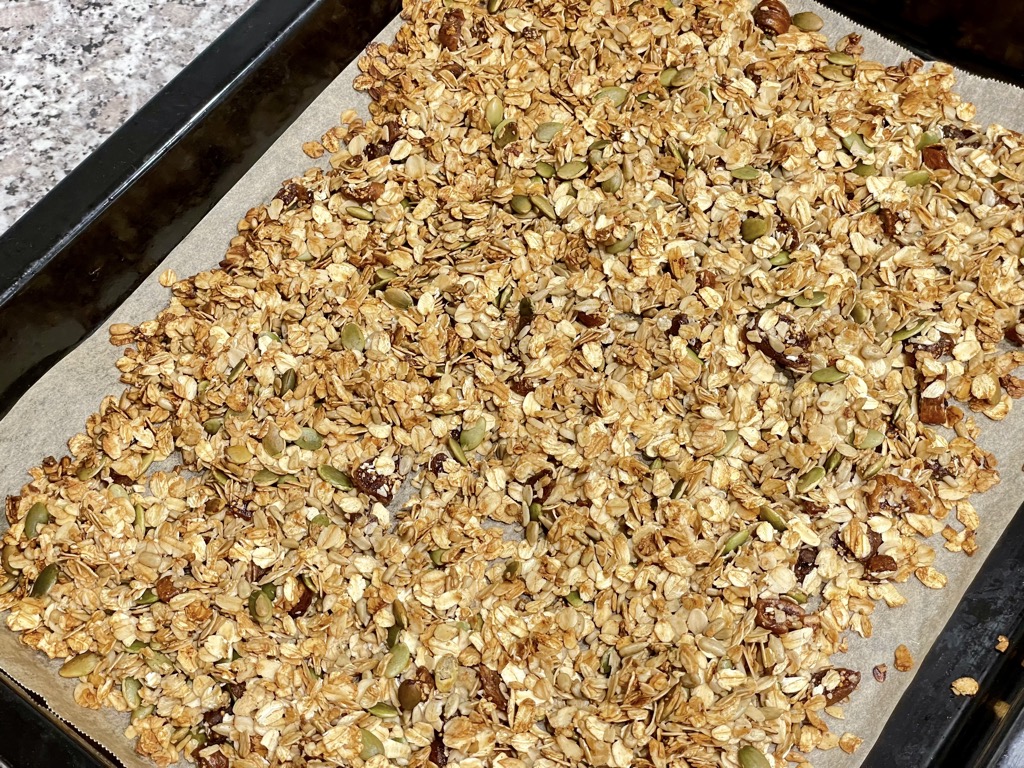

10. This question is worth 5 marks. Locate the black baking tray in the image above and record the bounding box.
[0,0,1023,766]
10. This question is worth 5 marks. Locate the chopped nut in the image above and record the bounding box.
[894,644,914,672]
[952,677,980,696]
[996,635,1010,653]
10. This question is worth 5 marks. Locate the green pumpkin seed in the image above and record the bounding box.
[731,165,759,180]
[460,417,488,451]
[360,729,385,760]
[556,160,589,180]
[841,133,870,154]
[796,466,826,493]
[309,514,331,530]
[721,528,751,554]
[131,704,154,723]
[227,359,247,383]
[530,195,557,220]
[811,365,848,384]
[279,368,297,397]
[252,469,281,487]
[225,445,252,465]
[493,118,519,149]
[511,195,533,215]
[715,430,739,457]
[318,464,353,489]
[248,589,274,623]
[391,598,408,630]
[769,250,791,266]
[535,161,556,179]
[484,96,504,129]
[670,479,686,500]
[209,468,230,484]
[741,216,767,242]
[594,86,628,108]
[125,640,148,653]
[605,228,636,255]
[341,322,365,352]
[384,287,414,310]
[861,458,887,479]
[858,428,885,450]
[903,170,931,187]
[296,427,324,451]
[262,425,286,457]
[76,460,103,481]
[601,166,624,194]
[59,652,100,679]
[850,303,870,324]
[24,502,50,539]
[671,67,696,87]
[758,507,788,531]
[447,435,469,465]
[526,521,541,545]
[31,563,58,598]
[347,205,374,221]
[384,642,411,677]
[487,0,502,12]
[203,418,223,435]
[135,587,158,606]
[738,746,772,768]
[495,286,513,310]
[659,67,678,87]
[792,11,823,31]
[917,130,942,149]
[892,318,926,341]
[503,560,522,580]
[565,590,585,607]
[534,122,564,143]
[819,64,850,82]
[827,51,856,66]
[430,548,450,567]
[368,702,399,718]
[2,544,19,575]
[824,449,843,473]
[793,291,827,308]
[786,589,809,605]
[122,677,143,708]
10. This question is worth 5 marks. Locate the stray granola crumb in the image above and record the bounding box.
[996,635,1010,653]
[157,268,177,287]
[952,677,981,697]
[872,664,888,683]
[894,644,914,672]
[301,140,325,158]
[839,732,864,754]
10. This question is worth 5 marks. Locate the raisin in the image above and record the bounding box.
[834,528,882,563]
[203,708,227,726]
[274,182,312,207]
[509,377,535,396]
[879,207,898,237]
[429,730,449,768]
[438,8,465,51]
[668,314,687,337]
[351,459,395,504]
[794,547,817,581]
[921,145,952,171]
[429,453,448,475]
[478,665,508,710]
[226,502,253,521]
[873,664,888,683]
[196,750,229,768]
[288,580,314,618]
[863,554,898,581]
[919,396,949,426]
[754,597,805,635]
[224,681,246,700]
[575,311,605,328]
[811,667,861,704]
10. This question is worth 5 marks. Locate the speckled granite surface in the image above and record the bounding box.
[0,0,257,234]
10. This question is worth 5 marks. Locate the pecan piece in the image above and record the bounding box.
[752,0,791,35]
[575,310,605,328]
[1001,374,1024,399]
[745,318,809,372]
[155,576,184,602]
[811,667,861,704]
[429,729,448,768]
[754,597,805,635]
[351,459,396,504]
[196,750,229,768]
[348,181,385,203]
[863,554,898,581]
[438,8,465,51]
[794,547,818,581]
[921,145,952,171]
[274,182,312,208]
[478,665,508,710]
[919,396,949,426]
[878,207,898,237]
[867,474,927,517]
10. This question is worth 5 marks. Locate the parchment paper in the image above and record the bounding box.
[0,5,1022,767]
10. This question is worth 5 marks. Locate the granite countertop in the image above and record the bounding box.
[0,0,257,234]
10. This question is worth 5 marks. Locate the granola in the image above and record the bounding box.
[3,0,1024,767]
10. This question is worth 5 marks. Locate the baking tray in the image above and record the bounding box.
[0,0,1022,765]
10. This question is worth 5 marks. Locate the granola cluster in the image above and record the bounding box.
[3,0,1024,766]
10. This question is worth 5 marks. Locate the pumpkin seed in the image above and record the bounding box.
[346,205,374,221]
[715,429,739,457]
[793,291,827,308]
[738,746,772,768]
[824,449,842,473]
[227,359,247,383]
[487,0,502,12]
[811,365,848,384]
[59,652,100,679]
[565,590,585,607]
[862,458,887,479]
[605,228,636,255]
[24,502,50,539]
[484,96,504,129]
[76,459,103,481]
[917,130,942,149]
[384,642,411,677]
[279,368,297,396]
[249,589,274,623]
[126,640,148,653]
[853,162,877,177]
[535,161,556,179]
[495,286,513,310]
[601,166,623,194]
[2,544,19,575]
[368,702,399,718]
[398,679,423,710]
[769,250,791,266]
[135,588,158,606]
[225,445,252,465]
[827,51,856,66]
[203,418,223,435]
[670,479,686,500]
[296,427,324,451]
[671,67,696,87]
[252,469,281,487]
[386,623,402,649]
[534,122,564,143]
[594,86,628,108]
[460,417,488,451]
[792,11,823,31]
[493,118,519,149]
[819,64,850,82]
[262,424,286,456]
[850,303,870,324]
[741,216,767,242]
[360,729,385,760]
[721,528,751,554]
[511,195,533,214]
[131,704,154,723]
[731,165,759,180]
[384,287,414,310]
[530,195,557,220]
[341,322,365,352]
[556,160,589,180]
[318,465,353,489]
[796,466,826,493]
[659,67,678,87]
[526,520,541,545]
[430,548,450,567]
[858,428,885,450]
[503,560,522,580]
[903,170,931,187]
[122,677,143,709]
[892,318,926,341]
[447,435,469,465]
[841,133,870,154]
[392,598,408,630]
[31,563,58,598]
[758,507,787,531]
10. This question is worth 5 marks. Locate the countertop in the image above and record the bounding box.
[0,0,256,234]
